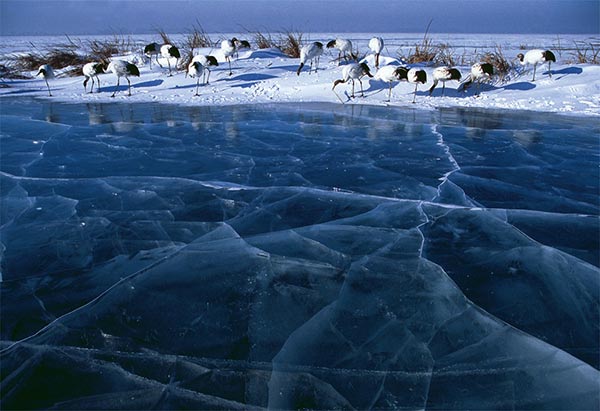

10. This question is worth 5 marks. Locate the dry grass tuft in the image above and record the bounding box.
[278,31,302,58]
[254,31,277,49]
[572,40,599,64]
[13,47,86,75]
[157,29,174,46]
[87,34,135,61]
[480,45,514,81]
[405,20,437,64]
[0,62,29,80]
[433,43,456,66]
[185,22,214,50]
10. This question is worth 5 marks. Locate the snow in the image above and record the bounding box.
[1,33,599,116]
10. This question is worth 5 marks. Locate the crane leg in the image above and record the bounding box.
[195,78,200,96]
[111,78,119,97]
[412,83,418,104]
[532,64,537,82]
[44,78,52,96]
[127,77,131,96]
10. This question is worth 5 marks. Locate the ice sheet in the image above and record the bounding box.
[1,99,598,410]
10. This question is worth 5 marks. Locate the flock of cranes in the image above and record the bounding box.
[35,36,557,103]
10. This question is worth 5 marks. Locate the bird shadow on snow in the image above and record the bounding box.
[499,82,536,91]
[553,66,583,80]
[363,80,538,99]
[102,79,164,93]
[222,73,279,88]
[1,88,38,95]
[224,73,278,82]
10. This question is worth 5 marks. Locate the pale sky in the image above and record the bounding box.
[1,0,598,35]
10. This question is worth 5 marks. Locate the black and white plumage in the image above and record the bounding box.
[143,42,161,68]
[191,55,218,84]
[429,67,462,96]
[374,65,407,102]
[462,62,494,93]
[107,60,140,97]
[221,38,238,76]
[297,42,324,75]
[406,68,427,103]
[234,39,251,58]
[187,61,204,96]
[36,64,54,96]
[332,62,373,99]
[375,65,427,103]
[369,37,384,69]
[326,38,355,64]
[82,62,105,93]
[160,44,180,76]
[516,49,556,81]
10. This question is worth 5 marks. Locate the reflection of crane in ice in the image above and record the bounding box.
[36,64,54,96]
[107,60,140,97]
[297,42,324,75]
[516,49,556,81]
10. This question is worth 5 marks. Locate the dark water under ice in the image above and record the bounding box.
[1,98,599,410]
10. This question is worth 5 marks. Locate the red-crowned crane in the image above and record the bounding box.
[462,62,494,93]
[82,61,106,93]
[332,62,373,99]
[375,65,407,102]
[406,68,427,103]
[375,65,427,103]
[234,39,251,58]
[160,44,180,76]
[36,64,54,96]
[187,61,204,96]
[326,38,355,64]
[297,41,324,75]
[143,42,161,68]
[369,37,384,69]
[429,66,461,96]
[516,49,556,81]
[107,60,140,97]
[191,55,218,84]
[221,37,238,76]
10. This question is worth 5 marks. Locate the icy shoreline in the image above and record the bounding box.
[1,33,599,116]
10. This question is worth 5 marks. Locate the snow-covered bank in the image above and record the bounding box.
[1,33,599,116]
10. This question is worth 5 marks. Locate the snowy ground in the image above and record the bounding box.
[1,33,599,116]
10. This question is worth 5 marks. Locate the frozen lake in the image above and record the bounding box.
[1,98,599,409]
